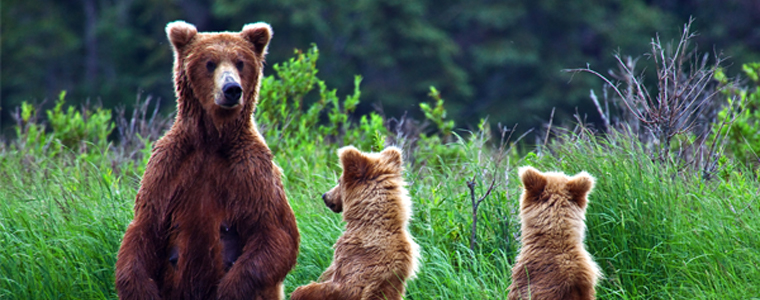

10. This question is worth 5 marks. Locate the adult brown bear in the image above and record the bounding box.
[115,21,299,300]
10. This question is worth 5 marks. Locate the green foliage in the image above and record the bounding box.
[14,101,52,156]
[14,91,114,157]
[47,91,115,153]
[421,87,455,137]
[343,112,388,152]
[257,46,376,153]
[414,87,467,168]
[713,63,760,165]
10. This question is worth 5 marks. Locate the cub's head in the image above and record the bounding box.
[518,166,595,224]
[322,146,404,214]
[166,21,272,124]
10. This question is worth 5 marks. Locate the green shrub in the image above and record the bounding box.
[713,63,760,166]
[47,91,114,153]
[13,91,115,158]
[257,46,367,153]
[414,87,467,168]
[14,101,52,156]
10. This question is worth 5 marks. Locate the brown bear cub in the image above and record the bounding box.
[115,21,299,300]
[508,166,602,300]
[291,146,420,300]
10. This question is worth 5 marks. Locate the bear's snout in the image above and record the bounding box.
[214,71,243,108]
[322,193,333,209]
[323,193,342,213]
[222,82,242,104]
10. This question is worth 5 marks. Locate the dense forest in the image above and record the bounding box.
[2,0,760,133]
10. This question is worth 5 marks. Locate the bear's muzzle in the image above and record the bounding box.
[215,71,242,108]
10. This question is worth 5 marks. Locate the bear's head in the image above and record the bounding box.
[166,21,272,129]
[322,146,404,214]
[517,166,595,227]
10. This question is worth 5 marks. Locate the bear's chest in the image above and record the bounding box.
[158,152,253,293]
[167,150,256,210]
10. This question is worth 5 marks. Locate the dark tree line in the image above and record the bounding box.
[2,0,759,133]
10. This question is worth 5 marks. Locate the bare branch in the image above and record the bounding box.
[589,89,610,129]
[566,19,733,177]
[467,176,497,251]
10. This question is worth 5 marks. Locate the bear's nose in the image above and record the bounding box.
[322,193,327,201]
[222,82,242,104]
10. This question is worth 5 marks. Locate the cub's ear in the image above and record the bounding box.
[166,21,197,52]
[566,171,595,208]
[519,166,547,196]
[338,146,369,181]
[241,22,272,56]
[380,146,403,172]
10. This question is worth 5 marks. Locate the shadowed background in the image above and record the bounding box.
[2,0,760,133]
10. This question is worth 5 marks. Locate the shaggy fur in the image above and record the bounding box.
[508,166,602,300]
[115,21,299,300]
[290,146,420,300]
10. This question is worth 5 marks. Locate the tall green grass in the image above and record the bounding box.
[3,128,758,299]
[0,149,134,298]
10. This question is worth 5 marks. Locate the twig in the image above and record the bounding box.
[543,107,555,147]
[467,176,496,251]
[589,89,610,130]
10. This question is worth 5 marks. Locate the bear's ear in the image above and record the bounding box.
[166,21,197,52]
[566,171,595,208]
[519,166,547,196]
[380,147,403,172]
[338,146,370,181]
[241,22,272,57]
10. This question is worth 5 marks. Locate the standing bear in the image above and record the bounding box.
[115,21,299,300]
[290,146,420,300]
[508,166,602,300]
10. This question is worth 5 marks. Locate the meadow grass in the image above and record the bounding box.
[1,126,758,299]
[0,148,134,298]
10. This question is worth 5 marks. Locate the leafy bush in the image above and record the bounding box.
[48,92,114,154]
[413,87,468,168]
[257,46,374,153]
[713,63,760,166]
[13,100,52,156]
[13,91,114,158]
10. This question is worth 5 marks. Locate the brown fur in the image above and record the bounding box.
[290,146,420,300]
[508,166,602,300]
[115,21,299,300]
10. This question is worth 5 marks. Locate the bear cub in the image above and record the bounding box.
[508,166,602,300]
[291,146,420,300]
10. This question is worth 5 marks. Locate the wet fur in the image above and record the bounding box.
[115,21,299,300]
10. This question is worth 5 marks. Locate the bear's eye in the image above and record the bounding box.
[235,61,244,72]
[206,61,217,73]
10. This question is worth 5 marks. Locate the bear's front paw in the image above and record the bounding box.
[289,285,311,300]
[216,274,250,300]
